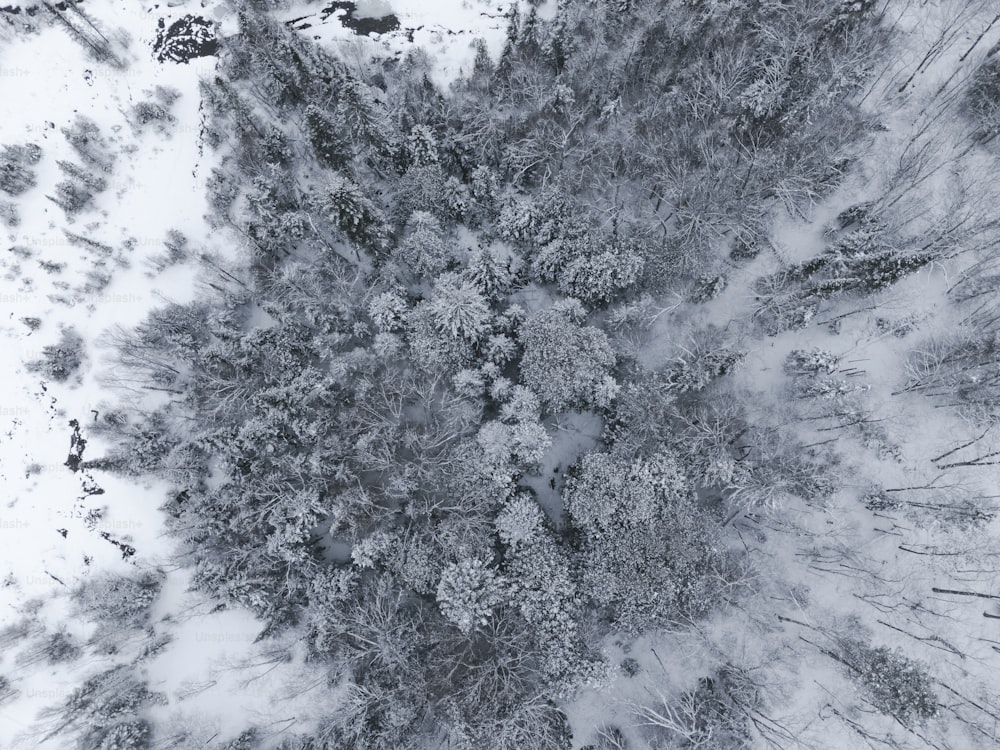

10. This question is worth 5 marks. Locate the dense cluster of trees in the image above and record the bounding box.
[60,0,988,748]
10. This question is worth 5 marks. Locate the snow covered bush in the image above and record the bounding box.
[436,558,505,634]
[394,210,454,276]
[465,244,519,303]
[518,299,618,413]
[564,451,724,631]
[478,388,551,481]
[62,115,113,170]
[964,56,1000,141]
[838,640,938,725]
[305,104,351,169]
[0,142,41,196]
[784,348,839,375]
[26,327,86,382]
[73,571,163,629]
[368,290,408,332]
[557,243,645,305]
[427,273,492,341]
[323,172,387,251]
[663,328,744,393]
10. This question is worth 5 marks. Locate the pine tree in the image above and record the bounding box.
[305,104,351,169]
[427,274,492,342]
[323,172,387,252]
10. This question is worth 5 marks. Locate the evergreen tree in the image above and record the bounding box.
[305,104,351,169]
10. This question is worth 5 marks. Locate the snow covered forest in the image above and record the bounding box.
[4,0,1000,747]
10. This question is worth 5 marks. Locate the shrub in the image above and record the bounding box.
[0,200,19,226]
[27,327,85,382]
[81,719,152,750]
[557,244,644,305]
[564,451,724,631]
[965,56,1000,140]
[324,172,387,251]
[426,273,492,341]
[394,211,454,276]
[518,299,618,413]
[132,100,177,134]
[0,675,14,704]
[16,631,81,666]
[305,104,351,169]
[62,116,113,170]
[73,571,163,628]
[0,143,41,196]
[436,558,505,634]
[838,640,938,724]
